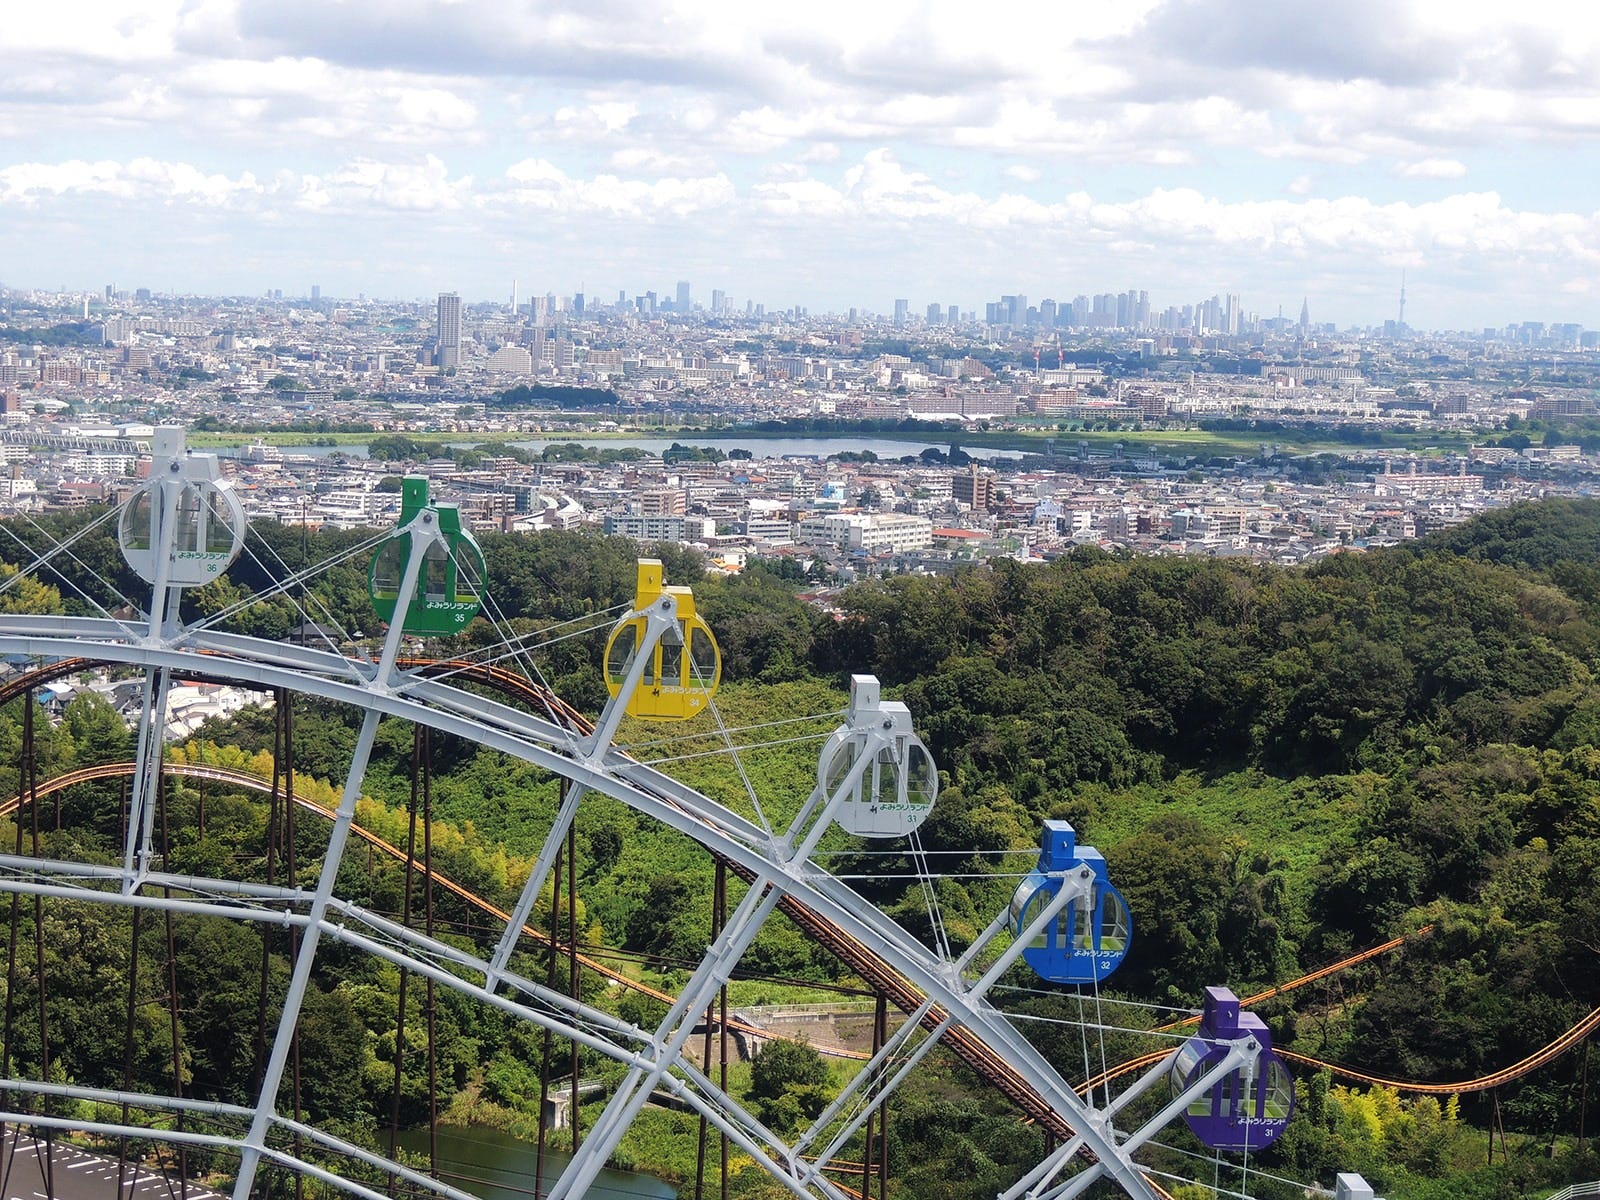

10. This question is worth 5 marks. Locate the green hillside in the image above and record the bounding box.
[2,501,1599,1197]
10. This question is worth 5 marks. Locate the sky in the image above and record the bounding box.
[5,1,1600,330]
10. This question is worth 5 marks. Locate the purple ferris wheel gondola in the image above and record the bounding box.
[1169,986,1295,1153]
[1009,820,1132,985]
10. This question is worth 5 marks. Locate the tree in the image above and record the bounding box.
[748,1036,831,1133]
[1106,813,1246,998]
[295,984,369,1122]
[750,1035,828,1098]
[62,691,131,765]
[622,874,709,962]
[0,564,64,615]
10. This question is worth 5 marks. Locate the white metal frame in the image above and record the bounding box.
[0,443,1275,1199]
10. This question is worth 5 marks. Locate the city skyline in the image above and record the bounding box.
[25,278,1556,340]
[4,3,1600,328]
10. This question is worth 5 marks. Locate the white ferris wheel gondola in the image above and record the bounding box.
[117,427,246,594]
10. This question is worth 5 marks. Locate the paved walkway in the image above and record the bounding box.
[737,1001,907,1058]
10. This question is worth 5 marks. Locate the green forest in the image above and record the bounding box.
[2,498,1600,1198]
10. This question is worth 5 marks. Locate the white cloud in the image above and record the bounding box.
[6,1,1600,191]
[7,1,185,61]
[297,155,472,212]
[8,4,1600,323]
[0,157,261,206]
[7,148,1600,283]
[550,102,639,138]
[500,159,735,218]
[1396,157,1469,179]
[750,177,850,218]
[610,147,714,176]
[739,156,1600,281]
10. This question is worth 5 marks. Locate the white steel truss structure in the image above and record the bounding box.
[0,429,1276,1200]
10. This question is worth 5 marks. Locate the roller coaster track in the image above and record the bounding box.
[1275,1008,1600,1096]
[0,656,1088,1141]
[1149,926,1437,1034]
[1079,926,1600,1100]
[1118,1008,1600,1101]
[28,651,1584,1170]
[5,760,872,1063]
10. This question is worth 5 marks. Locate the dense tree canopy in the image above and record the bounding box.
[5,499,1600,1196]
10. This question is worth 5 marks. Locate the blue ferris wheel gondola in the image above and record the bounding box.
[1009,820,1132,985]
[1170,987,1296,1154]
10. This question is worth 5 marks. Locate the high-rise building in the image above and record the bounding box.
[893,299,909,326]
[436,292,462,369]
[952,465,993,511]
[947,305,959,324]
[311,284,321,302]
[676,280,692,312]
[926,302,943,325]
[711,289,726,315]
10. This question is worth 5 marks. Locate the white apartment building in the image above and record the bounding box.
[741,517,794,545]
[797,513,934,554]
[603,513,716,542]
[487,345,534,375]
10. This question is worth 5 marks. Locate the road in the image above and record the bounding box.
[0,1128,226,1200]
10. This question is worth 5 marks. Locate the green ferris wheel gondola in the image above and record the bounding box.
[368,477,486,637]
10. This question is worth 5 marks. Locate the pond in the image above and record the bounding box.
[394,1124,677,1200]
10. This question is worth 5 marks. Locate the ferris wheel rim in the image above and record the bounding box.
[0,617,1172,1200]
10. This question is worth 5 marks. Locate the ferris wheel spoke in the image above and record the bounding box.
[232,706,381,1200]
[486,779,590,993]
[0,428,1304,1199]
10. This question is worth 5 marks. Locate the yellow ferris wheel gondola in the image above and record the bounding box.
[603,559,721,721]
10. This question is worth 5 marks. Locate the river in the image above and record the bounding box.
[248,434,1025,462]
[395,1125,676,1200]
